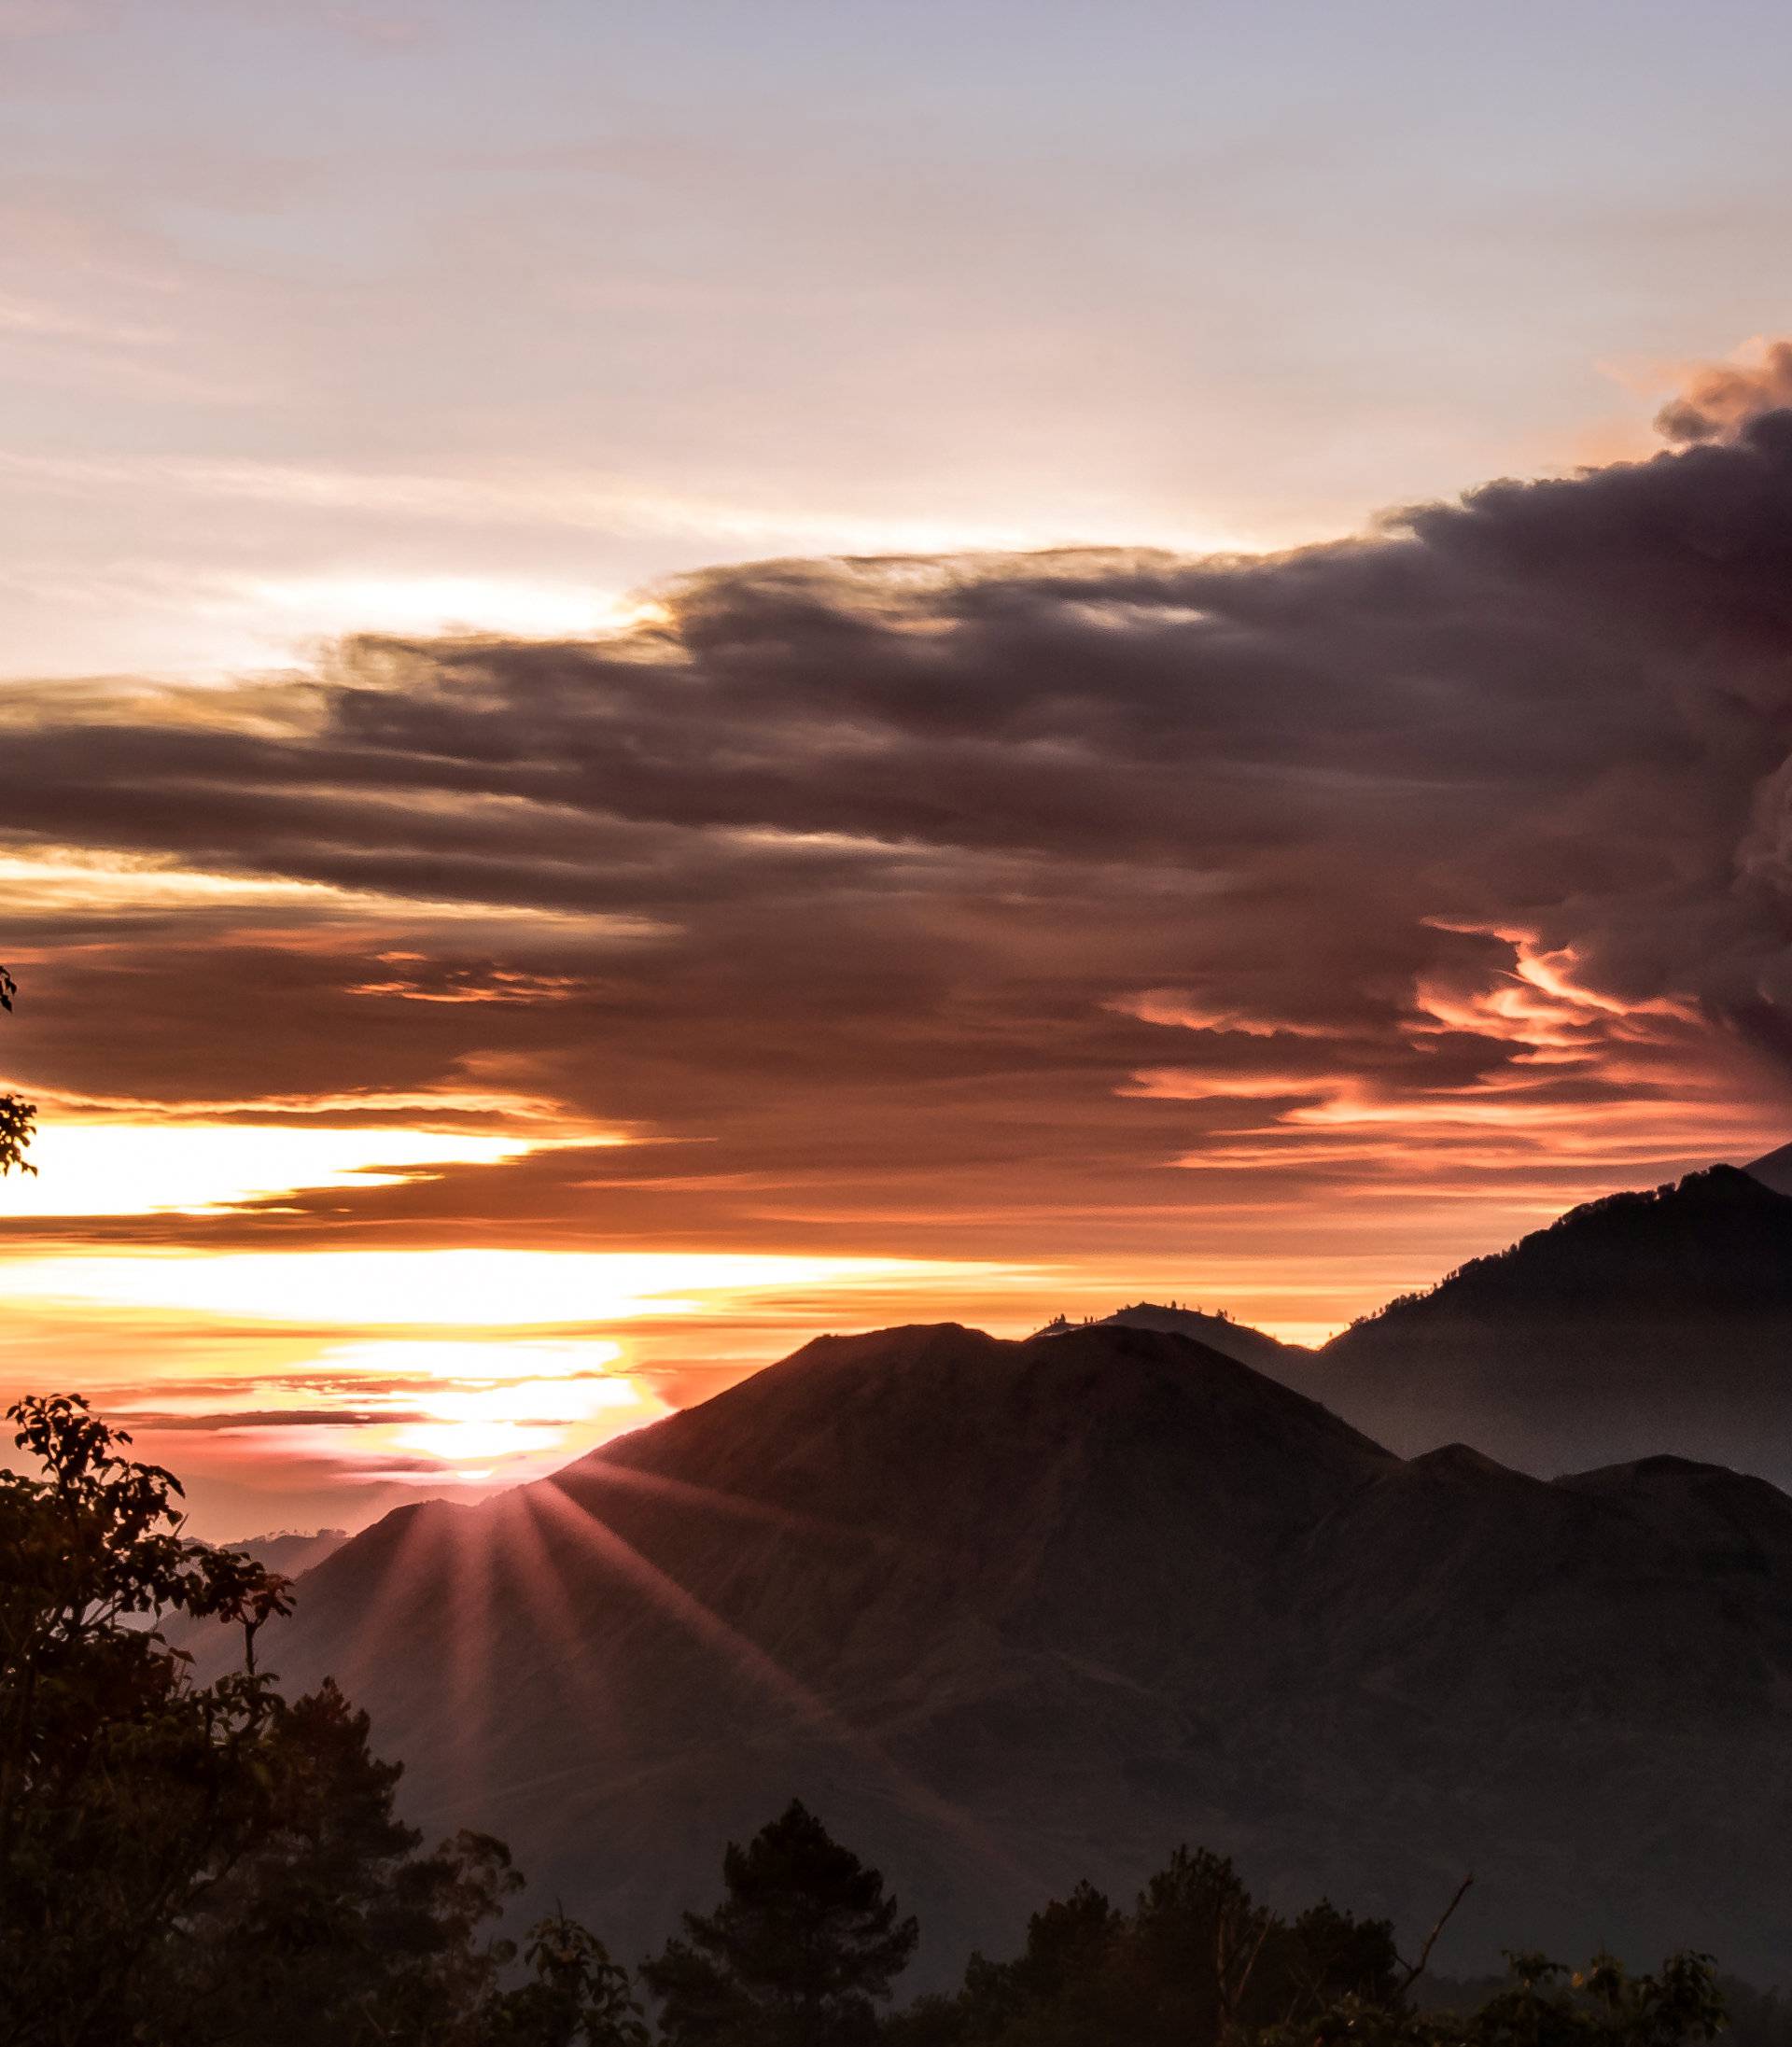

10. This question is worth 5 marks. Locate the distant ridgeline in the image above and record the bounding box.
[1049,1160,1792,1487]
[1306,1161,1792,1479]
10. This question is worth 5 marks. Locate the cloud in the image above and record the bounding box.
[1655,341,1792,444]
[7,397,1792,1298]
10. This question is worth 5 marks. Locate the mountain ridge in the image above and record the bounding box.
[1306,1164,1792,1479]
[231,1311,1792,1986]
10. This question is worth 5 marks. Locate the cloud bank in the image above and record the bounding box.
[7,376,1792,1323]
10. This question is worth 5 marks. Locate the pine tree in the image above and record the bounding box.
[642,1801,919,2047]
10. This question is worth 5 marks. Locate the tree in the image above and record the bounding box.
[164,1681,529,2045]
[0,1394,293,2045]
[951,1881,1127,2047]
[0,1392,634,2047]
[1129,1847,1400,2040]
[0,965,35,1177]
[641,1800,920,2047]
[483,1912,650,2047]
[1255,1949,1726,2047]
[912,1846,1399,2047]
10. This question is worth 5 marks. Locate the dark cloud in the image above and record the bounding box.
[7,406,1792,1274]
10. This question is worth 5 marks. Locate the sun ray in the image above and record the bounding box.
[316,1498,461,1712]
[555,1453,940,1564]
[525,1478,1037,1892]
[437,1503,501,1809]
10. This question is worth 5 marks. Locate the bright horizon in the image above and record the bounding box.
[7,2,1792,1535]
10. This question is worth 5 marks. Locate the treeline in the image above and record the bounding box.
[0,1395,1769,2047]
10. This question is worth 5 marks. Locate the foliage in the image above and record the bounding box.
[640,1799,920,2047]
[0,1394,295,2044]
[1261,1950,1726,2047]
[0,964,35,1177]
[484,1912,651,2047]
[893,1858,1725,2047]
[917,1846,1400,2047]
[0,1393,636,2047]
[165,1680,529,2044]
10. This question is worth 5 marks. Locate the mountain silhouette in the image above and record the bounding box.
[229,1526,349,1576]
[1311,1165,1792,1481]
[226,1317,1792,1986]
[1747,1137,1792,1197]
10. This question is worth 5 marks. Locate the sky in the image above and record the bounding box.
[6,0,1792,1535]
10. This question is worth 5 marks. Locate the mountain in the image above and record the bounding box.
[229,1527,350,1576]
[1309,1165,1792,1482]
[1042,1301,1307,1375]
[217,1321,1792,1985]
[1748,1137,1792,1198]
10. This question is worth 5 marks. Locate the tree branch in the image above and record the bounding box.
[1396,1874,1474,1993]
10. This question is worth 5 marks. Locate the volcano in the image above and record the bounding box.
[230,1314,1792,1985]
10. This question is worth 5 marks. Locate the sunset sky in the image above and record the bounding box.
[7,1,1792,1535]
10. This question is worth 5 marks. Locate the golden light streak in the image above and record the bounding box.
[39,1085,578,1123]
[0,845,652,932]
[0,1247,1033,1326]
[4,1122,538,1218]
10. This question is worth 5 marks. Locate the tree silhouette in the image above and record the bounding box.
[0,1394,295,2041]
[1253,1950,1726,2047]
[642,1800,919,2047]
[915,1845,1400,2047]
[484,1912,650,2047]
[168,1680,530,2044]
[0,965,35,1178]
[0,1393,636,2047]
[953,1880,1125,2044]
[890,1848,1727,2047]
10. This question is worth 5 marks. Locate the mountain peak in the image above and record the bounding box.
[579,1318,1393,1560]
[1405,1440,1528,1483]
[1039,1301,1305,1375]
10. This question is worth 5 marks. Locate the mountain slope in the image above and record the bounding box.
[1310,1166,1792,1481]
[1746,1137,1792,1197]
[227,1321,1792,1985]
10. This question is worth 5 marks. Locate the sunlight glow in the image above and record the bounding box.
[238,573,662,642]
[315,1336,626,1382]
[0,1247,1022,1326]
[383,1356,663,1465]
[6,1122,539,1217]
[104,1336,668,1494]
[0,845,649,930]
